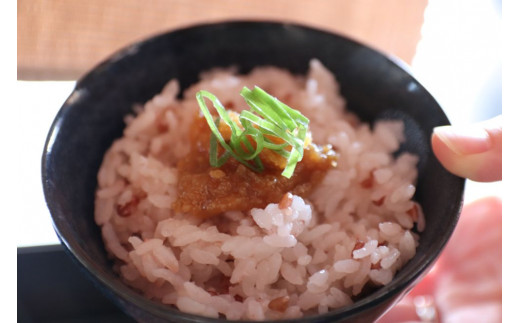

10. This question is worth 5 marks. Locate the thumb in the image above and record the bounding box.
[431,115,502,182]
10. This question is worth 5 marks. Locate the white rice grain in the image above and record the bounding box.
[256,253,283,289]
[135,238,163,255]
[176,296,208,316]
[263,234,297,248]
[246,299,265,320]
[381,248,401,269]
[190,248,219,265]
[352,240,378,259]
[152,244,179,272]
[379,222,402,236]
[183,282,212,304]
[307,270,329,294]
[101,222,129,261]
[281,263,304,285]
[333,259,360,274]
[369,269,393,285]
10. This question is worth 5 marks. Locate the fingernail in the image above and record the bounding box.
[433,125,492,155]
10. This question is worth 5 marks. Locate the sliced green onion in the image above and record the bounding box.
[196,91,263,172]
[196,86,310,178]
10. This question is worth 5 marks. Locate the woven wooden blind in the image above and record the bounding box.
[18,0,427,80]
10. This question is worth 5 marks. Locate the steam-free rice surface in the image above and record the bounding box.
[95,59,423,320]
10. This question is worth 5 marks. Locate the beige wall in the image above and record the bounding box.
[18,0,428,80]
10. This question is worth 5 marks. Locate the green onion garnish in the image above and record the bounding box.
[195,86,309,178]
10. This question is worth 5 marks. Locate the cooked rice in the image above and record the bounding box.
[95,59,424,320]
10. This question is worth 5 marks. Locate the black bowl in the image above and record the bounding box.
[42,21,464,323]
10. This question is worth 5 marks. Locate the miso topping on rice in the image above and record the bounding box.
[95,59,424,320]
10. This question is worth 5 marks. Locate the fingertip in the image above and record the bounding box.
[433,125,492,155]
[431,130,467,177]
[431,123,502,182]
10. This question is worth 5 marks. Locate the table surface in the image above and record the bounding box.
[18,244,136,322]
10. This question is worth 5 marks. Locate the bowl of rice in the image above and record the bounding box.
[42,21,464,322]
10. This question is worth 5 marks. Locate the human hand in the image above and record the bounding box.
[431,115,502,182]
[377,116,502,322]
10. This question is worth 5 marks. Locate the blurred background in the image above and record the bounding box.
[17,0,501,246]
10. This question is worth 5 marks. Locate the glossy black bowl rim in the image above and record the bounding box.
[42,20,465,322]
